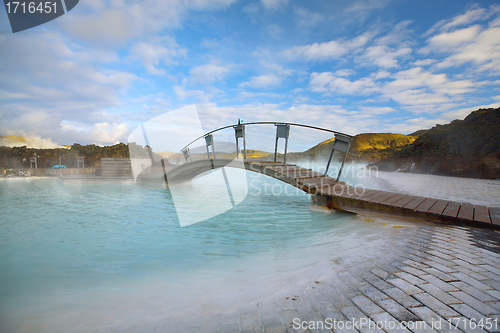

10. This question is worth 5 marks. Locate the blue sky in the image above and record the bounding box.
[1,0,500,149]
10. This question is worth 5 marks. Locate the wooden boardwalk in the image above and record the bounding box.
[260,161,500,229]
[165,159,500,229]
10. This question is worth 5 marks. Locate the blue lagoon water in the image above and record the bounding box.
[0,171,420,332]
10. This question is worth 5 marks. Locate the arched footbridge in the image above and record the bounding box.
[158,121,500,229]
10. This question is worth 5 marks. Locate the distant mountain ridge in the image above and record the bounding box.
[292,132,419,162]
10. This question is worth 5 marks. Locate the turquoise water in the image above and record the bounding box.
[0,170,394,332]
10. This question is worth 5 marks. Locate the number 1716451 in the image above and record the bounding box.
[5,2,57,14]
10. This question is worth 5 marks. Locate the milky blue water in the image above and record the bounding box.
[0,169,407,332]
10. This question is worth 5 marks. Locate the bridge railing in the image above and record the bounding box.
[179,120,354,182]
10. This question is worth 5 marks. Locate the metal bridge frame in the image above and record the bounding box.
[179,121,354,182]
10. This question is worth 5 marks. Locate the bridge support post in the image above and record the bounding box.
[336,139,351,182]
[323,134,352,181]
[205,134,215,169]
[234,119,246,159]
[274,124,290,163]
[182,148,191,163]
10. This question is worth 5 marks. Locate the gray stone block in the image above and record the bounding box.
[418,283,461,305]
[383,287,422,308]
[413,293,460,318]
[450,282,497,302]
[420,275,459,292]
[376,299,420,322]
[395,272,426,285]
[448,291,498,316]
[387,278,424,295]
[351,295,384,315]
[422,268,457,282]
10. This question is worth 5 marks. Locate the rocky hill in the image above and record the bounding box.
[368,107,500,179]
[286,132,418,162]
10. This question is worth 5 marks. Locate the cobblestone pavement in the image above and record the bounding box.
[171,225,500,333]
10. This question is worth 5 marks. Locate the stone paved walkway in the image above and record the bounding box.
[172,225,500,333]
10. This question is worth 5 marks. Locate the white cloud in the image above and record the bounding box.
[267,24,285,39]
[236,92,284,100]
[344,0,390,23]
[423,26,481,53]
[309,72,378,95]
[379,67,478,112]
[60,120,130,145]
[375,21,413,47]
[386,101,500,133]
[173,78,222,102]
[261,0,289,10]
[362,45,412,68]
[241,74,282,88]
[66,9,136,44]
[65,0,238,44]
[435,27,500,73]
[426,5,487,35]
[309,65,485,115]
[335,69,356,77]
[0,32,136,144]
[89,122,130,145]
[283,40,348,61]
[283,32,373,61]
[293,6,323,29]
[242,3,259,14]
[440,102,500,122]
[189,63,231,84]
[359,106,397,115]
[417,5,500,74]
[413,59,436,66]
[129,38,187,75]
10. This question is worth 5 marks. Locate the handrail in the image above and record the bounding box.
[180,121,353,151]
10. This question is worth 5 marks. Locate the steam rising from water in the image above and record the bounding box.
[0,132,63,149]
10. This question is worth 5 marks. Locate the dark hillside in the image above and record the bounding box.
[369,107,500,179]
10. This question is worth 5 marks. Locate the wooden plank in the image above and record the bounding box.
[357,190,387,201]
[415,198,439,213]
[475,205,491,224]
[345,189,380,200]
[298,177,332,187]
[265,166,302,172]
[392,195,417,208]
[282,170,323,179]
[380,193,408,206]
[403,196,427,210]
[316,185,347,196]
[457,203,474,221]
[258,162,295,166]
[442,201,461,218]
[300,178,340,195]
[428,200,449,215]
[490,207,500,226]
[258,163,290,168]
[369,192,400,204]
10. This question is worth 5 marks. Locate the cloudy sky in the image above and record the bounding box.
[1,0,500,149]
